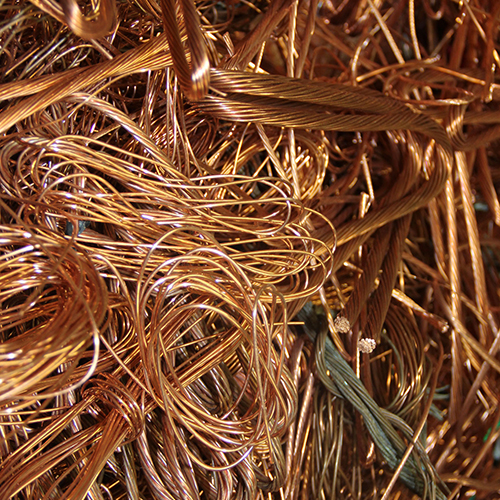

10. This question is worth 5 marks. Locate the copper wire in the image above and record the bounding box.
[1,0,500,498]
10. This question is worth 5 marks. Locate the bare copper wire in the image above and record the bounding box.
[0,0,500,499]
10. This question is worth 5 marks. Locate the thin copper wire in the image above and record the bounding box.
[29,0,117,40]
[0,0,500,498]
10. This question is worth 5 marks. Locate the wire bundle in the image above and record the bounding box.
[0,0,499,499]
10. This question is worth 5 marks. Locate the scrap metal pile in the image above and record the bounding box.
[1,0,499,498]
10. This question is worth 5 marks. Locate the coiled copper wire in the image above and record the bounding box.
[1,0,500,499]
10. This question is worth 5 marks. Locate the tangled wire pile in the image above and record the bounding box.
[1,0,500,498]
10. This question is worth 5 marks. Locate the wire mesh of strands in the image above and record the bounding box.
[0,0,500,499]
